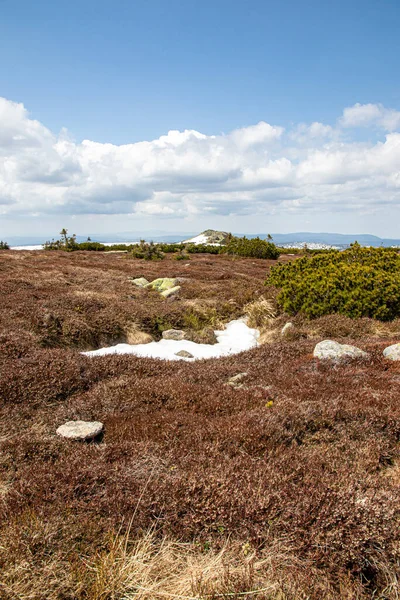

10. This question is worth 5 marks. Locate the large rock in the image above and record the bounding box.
[383,343,400,361]
[160,285,181,298]
[162,329,187,341]
[147,278,178,292]
[131,277,149,287]
[56,420,104,441]
[314,340,368,361]
[175,350,194,358]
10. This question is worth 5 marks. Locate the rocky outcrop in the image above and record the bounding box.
[130,277,181,298]
[183,229,230,245]
[56,420,104,441]
[314,340,368,361]
[147,278,178,292]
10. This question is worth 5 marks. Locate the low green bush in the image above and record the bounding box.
[267,243,400,320]
[131,240,165,260]
[0,241,10,250]
[76,241,106,251]
[186,244,220,254]
[223,236,280,259]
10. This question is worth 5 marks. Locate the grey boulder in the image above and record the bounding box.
[162,329,187,341]
[314,340,368,361]
[383,343,400,361]
[56,420,104,441]
[175,350,194,358]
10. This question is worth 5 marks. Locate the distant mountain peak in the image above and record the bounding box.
[183,229,230,245]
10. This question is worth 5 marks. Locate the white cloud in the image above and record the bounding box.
[1,97,400,227]
[229,121,284,148]
[340,103,400,131]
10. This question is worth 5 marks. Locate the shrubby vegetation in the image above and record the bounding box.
[41,229,280,259]
[131,240,165,260]
[0,240,9,249]
[223,236,280,259]
[1,250,400,598]
[268,243,400,320]
[43,228,79,251]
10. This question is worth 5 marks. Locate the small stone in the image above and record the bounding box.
[313,340,368,361]
[226,372,248,389]
[131,277,149,287]
[162,329,187,341]
[175,350,194,358]
[383,343,400,361]
[56,420,104,441]
[160,285,181,298]
[281,322,295,337]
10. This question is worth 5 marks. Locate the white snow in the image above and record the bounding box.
[183,233,209,244]
[11,245,43,251]
[183,233,220,246]
[82,319,259,361]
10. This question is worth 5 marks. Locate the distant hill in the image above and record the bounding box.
[183,230,230,245]
[266,232,390,247]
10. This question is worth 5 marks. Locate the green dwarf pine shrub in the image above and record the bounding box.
[223,236,280,259]
[267,243,400,321]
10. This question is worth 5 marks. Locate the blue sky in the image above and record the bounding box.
[3,0,400,143]
[1,0,400,238]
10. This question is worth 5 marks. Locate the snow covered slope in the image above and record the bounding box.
[183,229,230,245]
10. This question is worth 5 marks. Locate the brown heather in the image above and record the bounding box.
[0,250,400,599]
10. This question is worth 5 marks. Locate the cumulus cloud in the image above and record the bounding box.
[340,102,400,131]
[1,97,400,222]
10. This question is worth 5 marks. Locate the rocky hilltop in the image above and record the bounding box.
[183,229,230,245]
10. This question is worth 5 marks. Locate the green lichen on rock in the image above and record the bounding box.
[131,277,149,287]
[160,285,181,298]
[147,278,179,292]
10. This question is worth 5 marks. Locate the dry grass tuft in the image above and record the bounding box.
[83,529,283,600]
[125,323,154,345]
[244,298,277,328]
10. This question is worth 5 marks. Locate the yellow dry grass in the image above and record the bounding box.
[125,324,154,345]
[74,290,120,301]
[0,514,290,600]
[244,298,276,329]
[82,529,283,600]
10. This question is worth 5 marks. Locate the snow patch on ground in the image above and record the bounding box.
[82,319,259,361]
